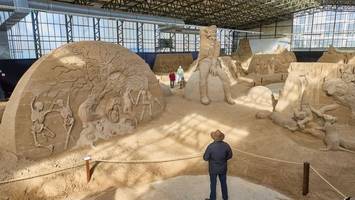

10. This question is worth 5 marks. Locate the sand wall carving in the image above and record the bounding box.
[153,53,194,73]
[231,38,252,63]
[318,46,355,64]
[246,48,296,75]
[0,41,165,159]
[0,101,5,123]
[275,62,355,114]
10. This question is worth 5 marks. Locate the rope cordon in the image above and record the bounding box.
[310,166,347,199]
[0,146,350,199]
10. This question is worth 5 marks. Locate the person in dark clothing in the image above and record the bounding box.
[0,71,5,100]
[203,130,233,200]
[168,71,176,88]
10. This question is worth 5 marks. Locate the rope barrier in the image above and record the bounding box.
[232,147,303,165]
[0,145,350,200]
[0,163,86,185]
[310,166,348,199]
[95,153,203,164]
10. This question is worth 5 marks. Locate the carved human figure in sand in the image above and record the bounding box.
[54,95,75,149]
[30,96,56,151]
[106,97,121,123]
[196,25,234,105]
[136,89,162,121]
[122,88,138,127]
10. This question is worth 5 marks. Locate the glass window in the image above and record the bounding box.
[292,6,355,50]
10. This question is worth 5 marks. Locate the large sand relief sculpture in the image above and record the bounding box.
[318,45,355,64]
[184,25,236,105]
[256,62,355,152]
[232,39,296,85]
[153,53,194,73]
[0,41,165,159]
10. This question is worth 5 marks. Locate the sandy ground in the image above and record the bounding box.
[85,175,290,200]
[0,78,355,200]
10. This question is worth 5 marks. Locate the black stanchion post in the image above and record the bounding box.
[303,162,310,196]
[84,156,92,183]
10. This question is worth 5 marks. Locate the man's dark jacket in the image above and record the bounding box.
[203,141,233,174]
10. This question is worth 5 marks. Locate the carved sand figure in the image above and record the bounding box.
[54,95,75,149]
[122,88,138,127]
[30,96,55,151]
[106,97,121,123]
[136,89,162,121]
[78,94,102,128]
[271,94,278,112]
[0,41,165,158]
[323,75,355,123]
[293,104,313,129]
[307,104,355,153]
[258,100,355,153]
[195,25,234,105]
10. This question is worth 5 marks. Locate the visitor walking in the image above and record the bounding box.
[176,66,185,89]
[176,65,184,86]
[168,71,176,88]
[203,130,233,200]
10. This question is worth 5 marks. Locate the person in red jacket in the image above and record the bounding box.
[168,71,176,88]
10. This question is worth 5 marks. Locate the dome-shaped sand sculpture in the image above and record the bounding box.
[0,41,165,159]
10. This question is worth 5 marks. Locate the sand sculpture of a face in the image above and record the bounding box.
[0,41,165,159]
[196,25,234,105]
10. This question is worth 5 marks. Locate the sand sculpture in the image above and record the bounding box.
[153,53,194,74]
[232,39,296,85]
[185,56,238,103]
[318,45,355,64]
[231,38,252,74]
[0,101,5,123]
[232,39,296,75]
[256,62,355,152]
[0,41,165,159]
[323,67,355,124]
[247,48,296,75]
[184,25,235,105]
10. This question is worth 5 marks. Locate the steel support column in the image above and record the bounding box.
[154,24,159,52]
[31,10,41,58]
[137,22,144,52]
[274,19,278,38]
[309,12,315,51]
[331,6,338,46]
[224,30,232,55]
[93,18,100,41]
[117,20,123,46]
[170,32,176,52]
[194,33,197,51]
[65,14,73,43]
[183,33,189,52]
[232,30,238,53]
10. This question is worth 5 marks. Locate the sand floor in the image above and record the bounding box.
[0,82,354,200]
[85,175,291,200]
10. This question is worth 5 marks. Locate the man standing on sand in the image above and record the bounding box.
[203,130,233,200]
[0,71,5,100]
